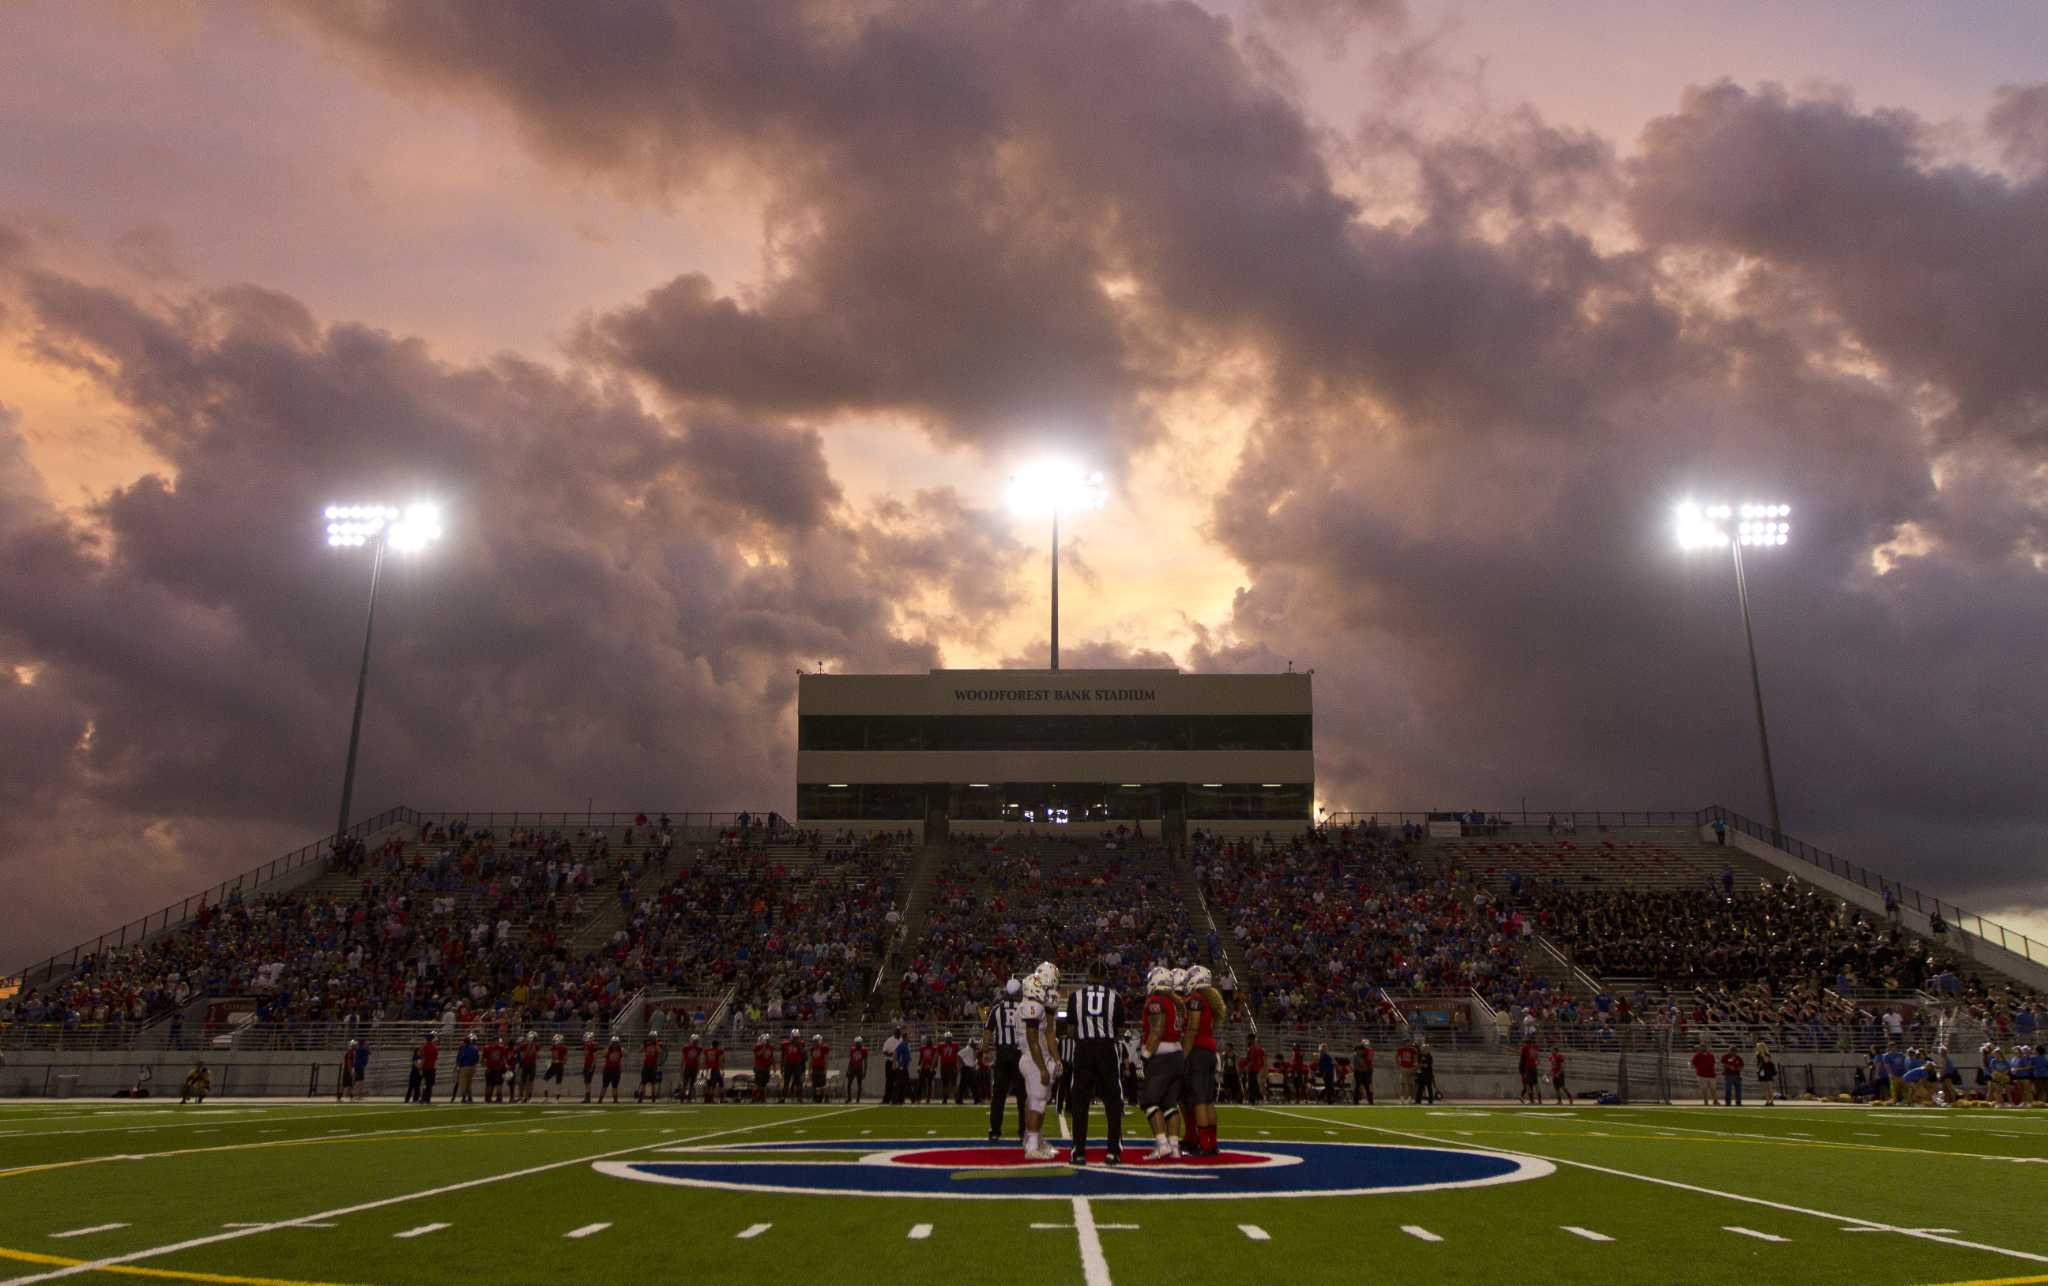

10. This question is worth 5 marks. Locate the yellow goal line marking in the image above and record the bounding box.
[1916,1276,2048,1286]
[0,1247,358,1286]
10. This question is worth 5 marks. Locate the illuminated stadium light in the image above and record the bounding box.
[322,499,445,857]
[1672,496,1791,840]
[1005,459,1109,670]
[1676,500,1792,551]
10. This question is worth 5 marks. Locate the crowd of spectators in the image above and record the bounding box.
[618,830,906,1030]
[892,831,1198,1023]
[0,816,843,1039]
[1197,826,1563,1027]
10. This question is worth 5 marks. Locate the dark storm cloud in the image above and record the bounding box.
[1987,83,2048,179]
[0,252,1025,961]
[1628,81,2048,448]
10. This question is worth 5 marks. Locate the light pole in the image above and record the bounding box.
[1675,500,1791,840]
[324,502,443,848]
[1006,461,1107,670]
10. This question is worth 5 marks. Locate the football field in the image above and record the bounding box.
[1,1098,2045,1285]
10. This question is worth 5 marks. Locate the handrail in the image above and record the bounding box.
[12,804,421,986]
[1320,810,1699,830]
[1700,803,2045,968]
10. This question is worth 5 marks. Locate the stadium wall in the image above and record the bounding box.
[1705,826,2048,994]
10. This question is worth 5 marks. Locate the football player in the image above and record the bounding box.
[1140,965,1187,1160]
[1180,965,1226,1155]
[1018,961,1063,1160]
[544,1033,567,1102]
[580,1030,598,1103]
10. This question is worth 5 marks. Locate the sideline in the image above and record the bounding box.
[1256,1107,2048,1268]
[0,1106,874,1286]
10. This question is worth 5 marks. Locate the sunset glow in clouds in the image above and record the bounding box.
[2,0,2046,962]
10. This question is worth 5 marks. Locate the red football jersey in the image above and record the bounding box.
[810,1043,829,1069]
[1142,990,1183,1046]
[681,1042,701,1070]
[781,1039,804,1065]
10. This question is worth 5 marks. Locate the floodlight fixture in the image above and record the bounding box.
[1005,459,1107,518]
[1673,496,1793,840]
[1005,459,1108,670]
[321,499,445,855]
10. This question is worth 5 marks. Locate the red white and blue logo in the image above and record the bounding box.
[594,1139,1553,1200]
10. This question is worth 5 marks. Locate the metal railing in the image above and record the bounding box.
[1320,810,1701,830]
[396,810,786,835]
[1700,804,2045,967]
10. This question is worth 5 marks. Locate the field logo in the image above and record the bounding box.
[595,1138,1552,1200]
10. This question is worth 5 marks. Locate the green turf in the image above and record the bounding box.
[1,1098,2044,1284]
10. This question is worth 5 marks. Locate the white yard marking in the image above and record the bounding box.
[794,1129,807,1135]
[392,1223,448,1239]
[224,1222,333,1230]
[1059,1112,1071,1138]
[1258,1107,2048,1269]
[1323,1129,1336,1135]
[736,1223,772,1240]
[1787,1131,1811,1137]
[908,1224,933,1240]
[1257,1130,1270,1136]
[0,1104,877,1286]
[564,1223,611,1239]
[1725,1226,1787,1243]
[1843,1226,1958,1234]
[1401,1225,1443,1243]
[1239,1224,1271,1241]
[1071,1197,1112,1286]
[48,1225,126,1240]
[860,1129,872,1135]
[1562,1226,1613,1242]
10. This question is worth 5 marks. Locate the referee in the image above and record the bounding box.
[1065,960,1124,1166]
[986,979,1024,1143]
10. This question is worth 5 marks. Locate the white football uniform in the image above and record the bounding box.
[1018,995,1053,1110]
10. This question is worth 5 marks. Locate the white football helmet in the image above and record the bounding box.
[1170,967,1188,993]
[1032,961,1060,990]
[1022,977,1047,1004]
[1185,965,1212,991]
[1146,966,1175,992]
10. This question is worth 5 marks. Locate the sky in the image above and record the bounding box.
[2,0,2045,966]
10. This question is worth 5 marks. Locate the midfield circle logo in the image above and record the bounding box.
[594,1139,1553,1200]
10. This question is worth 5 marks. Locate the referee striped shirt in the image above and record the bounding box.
[1070,984,1121,1042]
[985,1000,1019,1052]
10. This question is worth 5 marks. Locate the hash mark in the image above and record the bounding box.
[50,1223,128,1239]
[1401,1225,1442,1243]
[564,1223,611,1239]
[393,1222,449,1239]
[737,1223,773,1240]
[1562,1226,1613,1242]
[1239,1224,1271,1241]
[1724,1226,1788,1243]
[908,1224,933,1240]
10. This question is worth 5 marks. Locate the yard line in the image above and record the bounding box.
[1401,1225,1443,1243]
[392,1223,448,1239]
[564,1223,611,1239]
[46,1226,125,1240]
[1562,1226,1613,1242]
[736,1223,772,1240]
[908,1224,933,1241]
[1257,1108,2048,1269]
[0,1105,875,1286]
[1071,1197,1112,1286]
[1238,1224,1271,1241]
[1725,1226,1788,1243]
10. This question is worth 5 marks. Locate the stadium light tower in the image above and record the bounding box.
[323,501,444,848]
[1675,499,1792,841]
[1006,460,1107,670]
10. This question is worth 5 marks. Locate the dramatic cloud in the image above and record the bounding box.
[0,244,1025,959]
